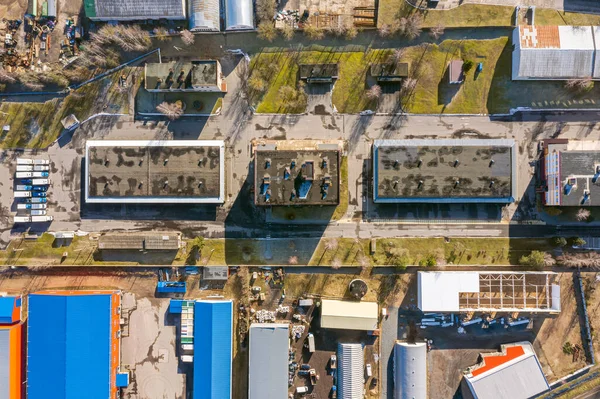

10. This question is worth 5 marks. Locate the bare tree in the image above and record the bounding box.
[576,208,591,222]
[558,252,600,268]
[345,26,358,40]
[366,85,382,101]
[399,14,423,40]
[280,24,295,41]
[156,101,183,120]
[0,68,16,84]
[248,75,267,92]
[331,258,342,269]
[304,25,325,40]
[429,24,445,39]
[378,24,392,38]
[390,48,405,65]
[258,22,277,42]
[288,256,299,265]
[256,0,276,22]
[153,27,170,41]
[358,255,370,272]
[324,238,339,252]
[565,78,594,93]
[180,30,195,46]
[401,77,417,95]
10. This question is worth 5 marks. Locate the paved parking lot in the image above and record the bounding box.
[121,295,186,399]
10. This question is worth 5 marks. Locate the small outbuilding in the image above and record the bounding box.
[299,64,339,83]
[448,60,464,84]
[370,63,409,82]
[321,299,378,331]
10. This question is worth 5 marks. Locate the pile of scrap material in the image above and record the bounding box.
[0,19,24,69]
[274,9,301,29]
[60,17,82,61]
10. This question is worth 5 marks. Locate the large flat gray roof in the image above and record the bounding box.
[255,149,340,206]
[91,0,186,20]
[248,324,289,399]
[86,140,224,204]
[373,139,516,203]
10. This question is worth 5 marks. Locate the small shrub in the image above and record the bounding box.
[552,237,567,247]
[463,59,474,73]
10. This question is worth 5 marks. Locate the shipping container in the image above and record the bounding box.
[33,165,50,171]
[14,191,32,198]
[16,165,33,171]
[30,210,47,216]
[15,172,33,178]
[32,172,49,177]
[31,216,53,222]
[32,179,49,185]
[13,216,31,223]
[33,159,50,165]
[16,158,33,165]
[15,185,32,191]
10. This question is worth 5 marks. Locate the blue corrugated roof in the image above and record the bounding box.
[27,294,113,399]
[116,372,129,387]
[193,300,232,399]
[0,297,17,324]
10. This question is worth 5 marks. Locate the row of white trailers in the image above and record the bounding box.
[14,158,53,223]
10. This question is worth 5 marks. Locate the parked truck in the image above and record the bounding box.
[16,165,33,171]
[33,159,50,165]
[17,204,46,210]
[14,191,32,198]
[15,172,33,178]
[31,215,53,222]
[15,185,32,191]
[32,179,49,185]
[13,216,31,223]
[32,171,49,177]
[16,158,33,165]
[32,192,47,197]
[33,165,50,171]
[30,210,47,216]
[27,197,47,203]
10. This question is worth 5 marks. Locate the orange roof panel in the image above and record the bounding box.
[471,345,525,377]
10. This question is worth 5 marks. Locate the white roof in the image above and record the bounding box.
[338,343,364,399]
[418,272,479,312]
[248,324,289,399]
[394,342,427,399]
[513,26,599,79]
[321,300,378,331]
[466,342,549,399]
[225,0,253,30]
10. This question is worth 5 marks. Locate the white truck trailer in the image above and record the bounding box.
[31,215,53,222]
[16,158,33,164]
[16,165,33,171]
[32,179,49,185]
[13,216,31,223]
[14,191,32,198]
[15,172,33,178]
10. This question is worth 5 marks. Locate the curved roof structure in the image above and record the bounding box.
[338,343,364,399]
[225,0,254,30]
[394,342,427,399]
[189,0,220,31]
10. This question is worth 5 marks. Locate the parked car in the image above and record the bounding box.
[32,186,48,192]
[365,364,372,378]
[32,192,47,197]
[330,355,337,370]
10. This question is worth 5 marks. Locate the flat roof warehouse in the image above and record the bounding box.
[85,140,225,204]
[373,139,517,203]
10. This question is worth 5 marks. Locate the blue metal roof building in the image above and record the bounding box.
[27,292,120,399]
[193,300,233,399]
[0,296,21,324]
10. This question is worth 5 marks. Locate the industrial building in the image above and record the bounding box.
[83,0,186,20]
[225,0,254,30]
[98,233,181,250]
[463,342,549,399]
[254,141,340,206]
[373,139,517,203]
[0,295,22,399]
[394,342,427,399]
[512,25,600,80]
[417,271,561,313]
[540,139,600,206]
[189,0,220,31]
[26,291,123,399]
[321,299,378,331]
[144,60,226,92]
[85,140,225,204]
[337,343,364,399]
[193,300,233,399]
[248,323,289,399]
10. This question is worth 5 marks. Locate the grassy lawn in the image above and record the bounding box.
[379,2,600,28]
[0,72,131,149]
[332,156,348,220]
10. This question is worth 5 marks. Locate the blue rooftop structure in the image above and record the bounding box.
[193,300,233,399]
[0,296,20,324]
[27,293,116,399]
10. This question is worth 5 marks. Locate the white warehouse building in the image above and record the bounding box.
[512,25,600,80]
